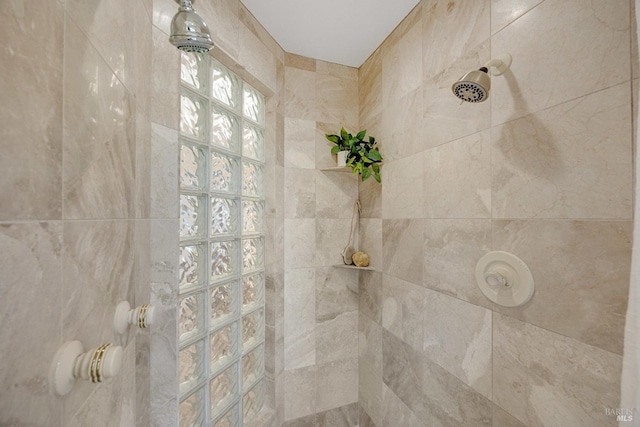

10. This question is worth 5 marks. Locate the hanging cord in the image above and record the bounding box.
[342,199,361,264]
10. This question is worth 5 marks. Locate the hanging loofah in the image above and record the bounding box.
[352,251,370,267]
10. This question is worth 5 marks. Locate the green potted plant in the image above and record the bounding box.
[325,128,383,182]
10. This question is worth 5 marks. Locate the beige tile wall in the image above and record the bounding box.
[358,0,634,426]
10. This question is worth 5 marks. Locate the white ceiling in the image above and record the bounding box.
[240,0,420,68]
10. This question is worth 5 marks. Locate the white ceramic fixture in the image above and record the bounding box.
[113,301,155,335]
[475,251,534,307]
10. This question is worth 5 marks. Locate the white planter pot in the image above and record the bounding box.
[336,151,348,167]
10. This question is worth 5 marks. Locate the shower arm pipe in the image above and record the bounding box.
[483,54,512,76]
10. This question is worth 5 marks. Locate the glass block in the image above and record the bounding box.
[180,142,207,191]
[242,238,264,274]
[181,90,208,141]
[211,60,241,111]
[242,84,264,125]
[211,197,238,237]
[242,309,264,349]
[210,322,239,374]
[211,240,238,282]
[243,381,265,423]
[179,340,205,395]
[242,344,264,390]
[210,363,239,418]
[242,273,264,313]
[181,51,208,93]
[179,387,205,427]
[242,161,264,197]
[210,152,239,193]
[179,244,206,293]
[179,292,205,343]
[242,123,264,161]
[213,404,239,427]
[211,105,240,151]
[180,194,206,241]
[210,282,239,328]
[242,200,264,234]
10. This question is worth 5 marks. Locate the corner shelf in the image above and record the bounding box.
[332,264,375,271]
[320,166,353,173]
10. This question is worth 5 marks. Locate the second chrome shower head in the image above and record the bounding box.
[452,54,512,103]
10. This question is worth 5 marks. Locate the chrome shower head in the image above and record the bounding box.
[452,54,512,103]
[452,67,490,103]
[169,0,214,53]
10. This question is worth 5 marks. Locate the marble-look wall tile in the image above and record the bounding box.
[285,168,316,218]
[238,24,277,93]
[285,219,316,268]
[492,83,632,219]
[285,53,317,72]
[494,219,631,355]
[285,67,316,120]
[381,275,424,350]
[359,48,382,126]
[135,111,152,219]
[359,315,383,427]
[238,4,284,63]
[359,219,383,272]
[315,121,345,169]
[421,42,491,150]
[151,123,178,219]
[134,219,151,427]
[316,310,358,365]
[359,271,382,324]
[0,1,63,221]
[422,0,490,81]
[492,406,527,427]
[195,0,239,62]
[382,329,423,417]
[423,219,492,307]
[381,157,424,219]
[421,358,493,426]
[491,0,630,124]
[423,130,491,219]
[317,61,358,81]
[285,268,316,370]
[316,171,359,219]
[285,118,316,169]
[380,383,423,427]
[493,313,622,427]
[151,25,180,129]
[316,402,359,427]
[316,73,358,128]
[316,267,358,320]
[423,289,492,399]
[63,18,134,220]
[0,222,62,427]
[62,220,135,418]
[316,218,352,267]
[359,405,379,427]
[150,219,179,427]
[380,88,424,162]
[284,366,316,421]
[316,358,358,413]
[490,0,544,34]
[382,12,423,106]
[382,219,424,285]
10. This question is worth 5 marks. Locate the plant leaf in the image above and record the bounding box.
[374,172,381,183]
[340,127,348,140]
[372,163,380,173]
[356,130,367,141]
[325,134,339,143]
[369,136,376,144]
[331,146,343,154]
[362,156,373,163]
[368,149,383,161]
[361,167,371,181]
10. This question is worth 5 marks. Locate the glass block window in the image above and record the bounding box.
[179,52,266,427]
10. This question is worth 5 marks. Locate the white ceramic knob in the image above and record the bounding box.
[475,251,534,307]
[114,301,155,335]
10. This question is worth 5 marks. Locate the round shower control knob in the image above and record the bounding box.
[475,251,534,307]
